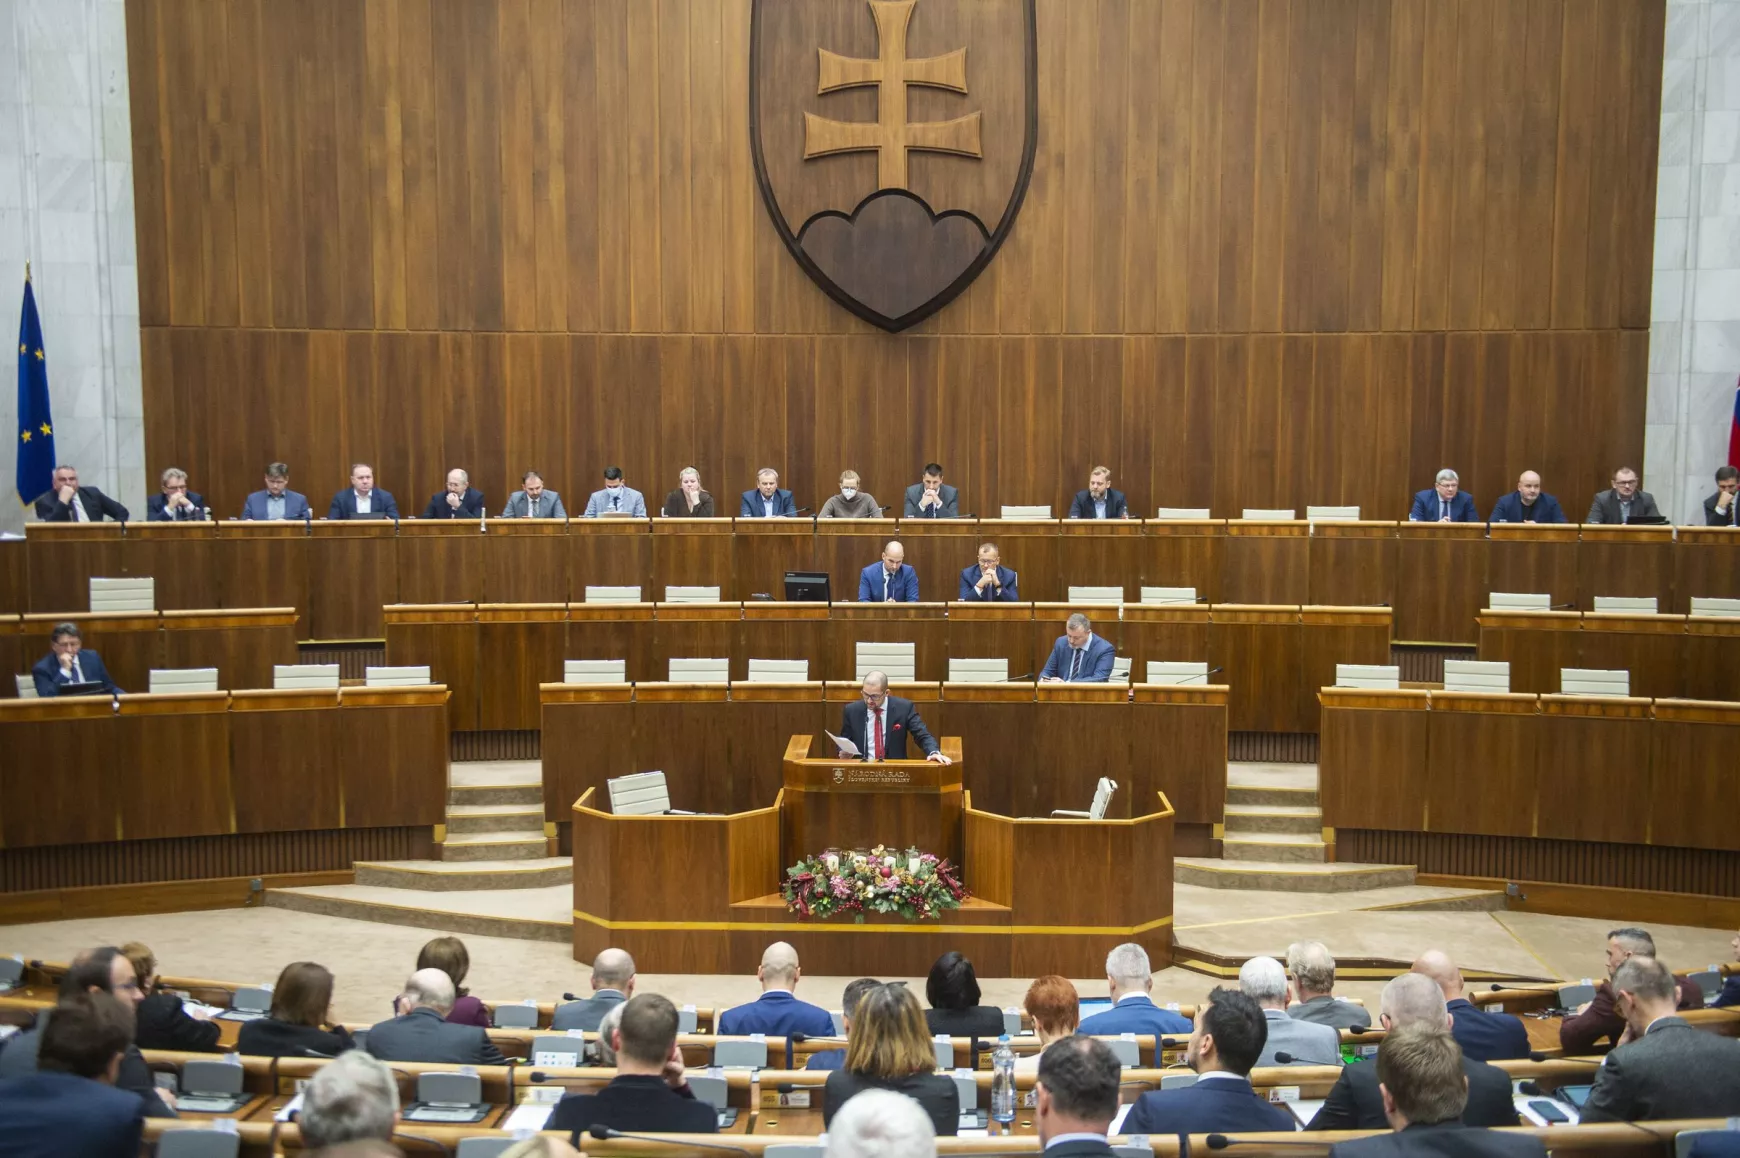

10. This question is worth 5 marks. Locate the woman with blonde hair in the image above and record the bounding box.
[822,982,959,1136]
[1014,975,1079,1074]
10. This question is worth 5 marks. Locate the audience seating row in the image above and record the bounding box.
[1476,607,1740,699]
[2,608,298,699]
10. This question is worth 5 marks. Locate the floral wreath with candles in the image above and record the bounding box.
[782,845,967,922]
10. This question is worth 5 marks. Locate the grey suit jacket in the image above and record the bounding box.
[1580,1016,1740,1122]
[1288,995,1373,1031]
[1585,488,1660,524]
[364,1007,507,1066]
[500,489,567,519]
[550,989,627,1032]
[903,482,959,518]
[1258,1007,1344,1068]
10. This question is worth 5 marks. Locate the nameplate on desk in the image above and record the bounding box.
[832,766,913,786]
[761,1089,812,1107]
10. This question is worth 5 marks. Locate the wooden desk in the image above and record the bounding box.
[1477,610,1582,694]
[1488,523,1581,609]
[651,518,735,596]
[946,601,1035,678]
[781,734,965,868]
[485,517,570,603]
[1423,692,1539,838]
[1647,700,1738,852]
[898,518,984,604]
[385,604,481,731]
[570,517,652,595]
[396,519,486,605]
[1393,522,1485,643]
[1120,603,1211,682]
[1131,685,1228,832]
[1673,526,1740,611]
[1145,520,1224,605]
[215,520,310,616]
[1221,521,1310,605]
[830,602,948,682]
[1578,613,1685,700]
[1577,525,1674,610]
[1307,521,1398,609]
[1032,683,1132,817]
[733,519,815,599]
[308,520,396,640]
[124,521,222,610]
[22,523,121,615]
[0,538,25,615]
[17,609,161,694]
[1209,605,1303,732]
[160,608,299,691]
[568,600,653,683]
[653,601,741,682]
[1684,614,1740,702]
[1300,606,1392,728]
[478,603,569,730]
[1059,519,1145,600]
[1317,688,1429,831]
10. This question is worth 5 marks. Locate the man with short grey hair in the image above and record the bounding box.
[1581,955,1740,1122]
[1239,956,1341,1069]
[1409,468,1478,522]
[1039,612,1115,683]
[1287,942,1369,1030]
[1560,927,1706,1054]
[365,968,506,1066]
[552,947,637,1031]
[147,467,206,521]
[1077,943,1189,1036]
[421,467,485,519]
[299,1049,400,1152]
[824,1088,937,1158]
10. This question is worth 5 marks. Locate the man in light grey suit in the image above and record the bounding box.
[1241,955,1343,1069]
[1287,941,1372,1030]
[1580,955,1740,1122]
[903,463,960,518]
[500,470,567,519]
[552,947,636,1031]
[365,969,507,1066]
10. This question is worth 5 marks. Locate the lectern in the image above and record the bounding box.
[780,734,964,870]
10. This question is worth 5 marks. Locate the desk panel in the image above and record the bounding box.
[215,522,310,616]
[1308,523,1398,608]
[734,684,829,808]
[896,519,983,604]
[1059,520,1145,600]
[483,519,570,604]
[828,603,948,682]
[569,519,652,595]
[1210,606,1303,732]
[124,523,221,610]
[0,538,25,613]
[229,691,343,832]
[1423,693,1538,838]
[308,522,397,639]
[1300,607,1392,727]
[568,601,655,684]
[1221,522,1310,605]
[945,602,1035,679]
[0,698,119,847]
[650,519,735,597]
[1120,605,1212,680]
[385,606,481,732]
[1394,524,1485,643]
[631,684,737,813]
[732,520,815,599]
[1648,701,1740,852]
[814,519,898,601]
[395,522,486,605]
[986,521,1063,602]
[337,688,449,829]
[1578,614,1685,701]
[1143,521,1224,604]
[1673,527,1740,612]
[939,684,1036,818]
[117,693,233,840]
[540,687,635,823]
[1032,687,1132,818]
[23,524,122,616]
[1318,690,1428,831]
[1477,611,1581,695]
[1683,617,1740,702]
[652,603,742,682]
[159,609,299,692]
[1576,526,1674,609]
[1487,524,1580,609]
[477,605,571,730]
[738,602,828,683]
[1130,686,1228,827]
[1537,696,1652,845]
[20,611,160,695]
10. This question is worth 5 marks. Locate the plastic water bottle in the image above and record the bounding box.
[990,1035,1017,1127]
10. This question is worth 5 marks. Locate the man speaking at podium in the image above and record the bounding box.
[840,671,951,764]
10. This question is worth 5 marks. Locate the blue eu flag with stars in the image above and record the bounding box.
[15,272,53,507]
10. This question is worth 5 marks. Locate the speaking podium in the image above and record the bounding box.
[780,734,964,870]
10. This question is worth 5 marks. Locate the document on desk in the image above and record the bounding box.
[502,1102,556,1132]
[825,731,861,758]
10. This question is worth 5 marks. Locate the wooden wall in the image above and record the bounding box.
[129,0,1662,521]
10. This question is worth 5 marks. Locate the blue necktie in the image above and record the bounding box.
[1069,648,1082,681]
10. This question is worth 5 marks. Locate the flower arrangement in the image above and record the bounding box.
[782,844,968,922]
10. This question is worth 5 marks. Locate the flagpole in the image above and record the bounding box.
[24,260,29,282]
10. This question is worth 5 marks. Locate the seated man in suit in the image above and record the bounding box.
[804,976,881,1072]
[552,948,636,1032]
[858,541,919,603]
[500,470,566,518]
[1409,951,1528,1062]
[299,1050,400,1153]
[740,467,797,517]
[827,1087,939,1158]
[1310,973,1518,1131]
[905,462,959,519]
[33,464,129,522]
[1704,465,1738,527]
[145,467,206,521]
[0,993,145,1158]
[327,463,400,520]
[241,462,311,520]
[1559,926,1707,1054]
[959,542,1019,602]
[1068,466,1128,519]
[1077,943,1191,1037]
[716,942,837,1037]
[365,969,507,1066]
[838,671,951,764]
[1240,955,1342,1068]
[1286,941,1371,1031]
[1487,470,1566,524]
[1033,1036,1122,1157]
[1327,1024,1545,1158]
[1719,928,1740,1007]
[1409,468,1479,522]
[1123,986,1296,1135]
[1580,954,1740,1122]
[820,470,882,518]
[1040,613,1115,683]
[584,466,648,517]
[421,468,486,519]
[1586,465,1660,524]
[31,622,121,697]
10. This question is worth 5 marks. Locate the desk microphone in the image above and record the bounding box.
[1004,672,1035,682]
[588,1126,752,1154]
[1206,1135,1330,1151]
[303,508,312,532]
[1491,982,1562,992]
[1347,1025,1371,1035]
[1272,1050,1347,1068]
[1550,602,1577,610]
[877,505,892,513]
[792,508,812,516]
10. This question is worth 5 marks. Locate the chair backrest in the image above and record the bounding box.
[1686,970,1723,1003]
[1159,1072,1199,1089]
[999,505,1052,519]
[1067,585,1125,603]
[14,674,38,699]
[1155,507,1212,520]
[456,1139,519,1158]
[418,1072,482,1105]
[1109,656,1131,685]
[181,1059,246,1095]
[1240,508,1296,520]
[0,958,24,988]
[1487,592,1551,611]
[1335,664,1400,689]
[564,659,627,684]
[1592,595,1658,613]
[1086,776,1118,820]
[763,1147,827,1158]
[1557,983,1597,1008]
[1441,659,1511,693]
[712,1040,768,1068]
[156,1130,241,1158]
[948,658,1009,683]
[1146,661,1210,686]
[585,585,643,603]
[856,641,916,681]
[1103,1037,1140,1067]
[607,771,670,815]
[664,585,722,603]
[231,987,272,1014]
[1140,586,1198,605]
[272,664,339,690]
[492,1003,538,1028]
[1560,668,1629,696]
[669,657,729,684]
[1675,1130,1738,1158]
[90,576,155,613]
[1306,505,1361,521]
[746,658,809,682]
[148,668,220,694]
[1689,597,1740,617]
[364,665,430,687]
[531,1034,585,1066]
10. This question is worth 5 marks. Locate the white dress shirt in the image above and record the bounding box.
[354,491,372,515]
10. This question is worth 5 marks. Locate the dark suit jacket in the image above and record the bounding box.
[1586,488,1661,525]
[1044,1140,1117,1158]
[327,488,400,520]
[551,990,627,1032]
[739,488,797,517]
[364,1007,506,1066]
[904,482,960,518]
[421,487,487,519]
[926,1006,1006,1038]
[1705,491,1739,526]
[662,490,716,518]
[1040,634,1116,682]
[1717,975,1740,1008]
[1558,976,1705,1055]
[1488,492,1566,524]
[858,562,920,603]
[1444,999,1530,1062]
[1328,1121,1546,1158]
[0,1071,145,1158]
[1580,1016,1740,1122]
[804,1048,846,1071]
[34,486,129,522]
[716,990,836,1037]
[823,1070,960,1136]
[1123,1074,1297,1135]
[1409,490,1479,523]
[135,992,222,1053]
[958,563,1019,601]
[1069,488,1128,519]
[0,1019,174,1119]
[31,649,119,697]
[839,695,941,760]
[1308,1055,1519,1131]
[235,1017,356,1058]
[241,489,312,520]
[548,1073,719,1137]
[146,492,208,521]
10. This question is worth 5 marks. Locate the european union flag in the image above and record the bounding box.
[15,272,53,507]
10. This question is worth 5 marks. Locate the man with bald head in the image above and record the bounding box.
[1410,951,1528,1062]
[716,943,835,1037]
[1309,973,1519,1131]
[838,670,950,763]
[553,948,637,1032]
[1488,470,1566,524]
[365,968,507,1065]
[858,541,919,602]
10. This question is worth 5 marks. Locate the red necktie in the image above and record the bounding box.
[873,706,885,760]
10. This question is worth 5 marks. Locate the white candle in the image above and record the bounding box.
[909,856,921,874]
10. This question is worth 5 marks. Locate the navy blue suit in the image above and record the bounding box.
[1077,995,1192,1038]
[0,1072,145,1158]
[804,1048,846,1071]
[1488,491,1566,524]
[146,492,208,521]
[858,562,919,602]
[740,488,797,517]
[1409,490,1479,523]
[1069,488,1129,519]
[839,695,941,759]
[327,488,400,520]
[421,487,487,519]
[31,649,120,697]
[716,990,835,1037]
[241,489,312,520]
[1124,1074,1298,1136]
[958,564,1019,601]
[1716,975,1740,1008]
[1445,998,1530,1062]
[1040,634,1116,682]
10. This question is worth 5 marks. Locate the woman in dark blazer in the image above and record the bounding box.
[662,467,716,518]
[923,951,1006,1038]
[236,962,355,1058]
[122,942,223,1053]
[823,983,960,1136]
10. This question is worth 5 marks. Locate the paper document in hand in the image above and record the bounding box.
[825,730,861,757]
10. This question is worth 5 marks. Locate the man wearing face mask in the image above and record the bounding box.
[818,470,882,518]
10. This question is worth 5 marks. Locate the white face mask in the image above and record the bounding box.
[840,487,858,500]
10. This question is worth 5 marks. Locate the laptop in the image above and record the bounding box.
[54,681,108,697]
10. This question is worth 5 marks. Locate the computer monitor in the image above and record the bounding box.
[784,571,831,602]
[1075,997,1114,1022]
[55,681,108,697]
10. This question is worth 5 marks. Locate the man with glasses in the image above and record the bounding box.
[837,670,950,763]
[1586,466,1660,524]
